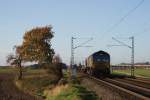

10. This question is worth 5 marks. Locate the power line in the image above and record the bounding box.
[100,0,144,39]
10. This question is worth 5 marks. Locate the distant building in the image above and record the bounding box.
[112,63,150,70]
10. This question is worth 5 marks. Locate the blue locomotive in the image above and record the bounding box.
[85,50,110,76]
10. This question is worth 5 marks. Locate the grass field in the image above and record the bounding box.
[44,84,98,100]
[0,67,98,100]
[0,67,59,98]
[15,68,59,98]
[113,68,150,78]
[0,67,17,73]
[43,69,99,100]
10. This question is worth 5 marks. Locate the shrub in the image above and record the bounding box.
[43,63,63,80]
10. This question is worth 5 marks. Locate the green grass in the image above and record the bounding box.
[113,68,150,78]
[45,70,99,100]
[46,84,99,100]
[0,67,45,74]
[0,67,17,73]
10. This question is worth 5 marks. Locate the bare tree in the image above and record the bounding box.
[7,46,23,80]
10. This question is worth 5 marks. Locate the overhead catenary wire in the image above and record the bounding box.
[74,38,93,49]
[100,0,144,39]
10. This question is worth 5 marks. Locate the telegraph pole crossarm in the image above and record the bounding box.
[74,38,93,49]
[112,37,132,48]
[107,45,127,47]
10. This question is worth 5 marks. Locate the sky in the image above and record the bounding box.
[0,0,150,65]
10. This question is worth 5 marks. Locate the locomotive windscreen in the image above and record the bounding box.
[93,53,110,62]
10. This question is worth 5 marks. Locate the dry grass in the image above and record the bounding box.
[44,84,68,97]
[15,69,59,98]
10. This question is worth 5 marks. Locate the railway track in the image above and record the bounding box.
[135,77,150,83]
[114,78,150,89]
[87,75,150,100]
[103,78,150,97]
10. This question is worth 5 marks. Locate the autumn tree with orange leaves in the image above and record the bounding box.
[20,26,55,64]
[7,26,55,79]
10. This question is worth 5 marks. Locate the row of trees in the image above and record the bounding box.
[7,26,55,80]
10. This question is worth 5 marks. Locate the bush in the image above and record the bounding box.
[43,63,63,80]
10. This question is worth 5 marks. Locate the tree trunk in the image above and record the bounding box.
[18,60,22,80]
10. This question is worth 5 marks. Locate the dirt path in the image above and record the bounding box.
[0,73,39,100]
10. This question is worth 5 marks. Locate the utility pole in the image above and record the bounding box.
[130,36,134,77]
[108,36,135,77]
[71,37,75,68]
[70,37,93,78]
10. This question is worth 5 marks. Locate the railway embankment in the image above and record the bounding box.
[79,73,150,100]
[43,71,99,100]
